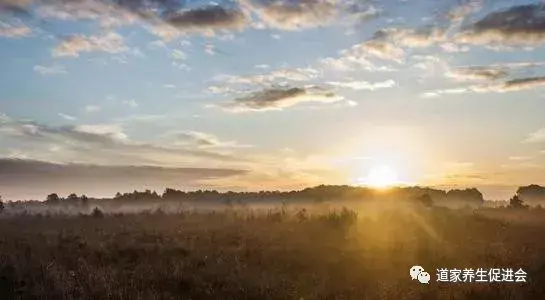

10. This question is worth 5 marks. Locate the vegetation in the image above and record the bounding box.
[509,195,529,209]
[1,204,545,299]
[1,186,545,299]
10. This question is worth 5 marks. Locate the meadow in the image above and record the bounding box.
[1,202,545,300]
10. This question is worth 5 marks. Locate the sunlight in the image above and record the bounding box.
[356,165,403,188]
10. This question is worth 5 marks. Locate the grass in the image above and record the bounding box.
[1,205,545,299]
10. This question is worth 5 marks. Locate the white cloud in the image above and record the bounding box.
[58,113,77,121]
[525,128,545,143]
[165,130,253,149]
[53,32,127,57]
[74,123,128,141]
[441,42,470,53]
[85,105,102,113]
[33,65,67,75]
[204,44,216,55]
[149,40,167,49]
[172,49,187,60]
[122,100,139,108]
[0,24,31,38]
[217,67,319,87]
[508,156,533,161]
[327,79,396,90]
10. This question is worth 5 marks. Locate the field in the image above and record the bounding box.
[1,204,545,299]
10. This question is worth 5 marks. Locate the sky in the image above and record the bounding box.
[1,0,545,200]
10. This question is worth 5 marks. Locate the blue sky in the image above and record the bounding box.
[1,0,545,200]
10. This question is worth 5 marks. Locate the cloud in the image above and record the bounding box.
[445,61,545,83]
[423,75,545,97]
[445,0,483,24]
[0,0,31,14]
[326,79,396,90]
[475,76,545,93]
[508,156,533,161]
[52,32,127,57]
[0,114,248,167]
[0,23,30,37]
[3,0,376,43]
[420,88,469,98]
[74,123,128,141]
[144,5,248,40]
[36,0,136,27]
[213,67,320,90]
[122,99,139,108]
[525,128,545,143]
[240,0,338,30]
[440,42,470,53]
[33,64,67,75]
[217,85,343,112]
[446,66,509,82]
[58,113,77,121]
[319,54,395,72]
[358,39,405,63]
[458,4,545,46]
[318,26,449,70]
[0,158,247,200]
[378,27,447,48]
[163,5,247,34]
[165,131,253,149]
[85,105,101,113]
[171,49,186,60]
[204,43,215,55]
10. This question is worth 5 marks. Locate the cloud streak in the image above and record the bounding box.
[0,23,30,37]
[0,158,247,200]
[53,32,127,57]
[458,4,545,46]
[217,86,343,112]
[0,114,249,167]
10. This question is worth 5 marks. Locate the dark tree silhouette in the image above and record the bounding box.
[91,207,104,218]
[67,193,79,201]
[516,185,545,205]
[81,195,89,206]
[509,195,528,209]
[0,195,4,213]
[46,193,60,203]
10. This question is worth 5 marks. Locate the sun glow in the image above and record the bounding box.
[357,165,403,188]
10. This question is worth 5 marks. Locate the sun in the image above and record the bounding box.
[357,165,401,188]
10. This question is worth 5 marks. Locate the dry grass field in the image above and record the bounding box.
[1,204,545,299]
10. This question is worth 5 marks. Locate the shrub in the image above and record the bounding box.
[91,207,104,218]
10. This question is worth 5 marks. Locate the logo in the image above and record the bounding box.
[410,266,431,284]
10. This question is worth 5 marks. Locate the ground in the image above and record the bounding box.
[0,205,544,299]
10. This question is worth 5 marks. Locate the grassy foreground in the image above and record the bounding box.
[1,206,545,299]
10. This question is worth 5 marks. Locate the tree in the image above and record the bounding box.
[417,193,433,207]
[0,195,4,213]
[46,193,60,203]
[509,195,528,209]
[80,195,89,206]
[91,207,104,218]
[67,193,79,201]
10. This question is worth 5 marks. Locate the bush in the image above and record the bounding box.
[91,207,104,218]
[318,208,358,229]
